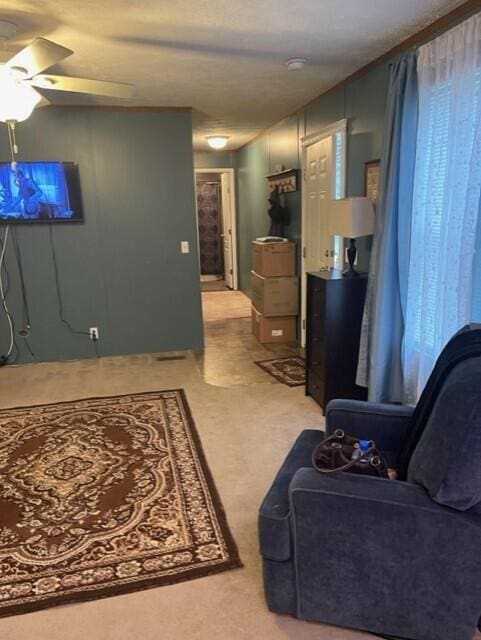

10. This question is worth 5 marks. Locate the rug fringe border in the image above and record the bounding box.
[0,389,243,619]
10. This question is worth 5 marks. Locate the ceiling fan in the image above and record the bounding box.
[0,23,132,125]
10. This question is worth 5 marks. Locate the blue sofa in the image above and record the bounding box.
[259,325,481,640]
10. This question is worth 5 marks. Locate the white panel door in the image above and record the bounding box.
[301,136,332,344]
[221,172,234,289]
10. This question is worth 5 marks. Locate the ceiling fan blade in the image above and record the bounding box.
[30,74,133,99]
[36,94,52,109]
[6,38,73,77]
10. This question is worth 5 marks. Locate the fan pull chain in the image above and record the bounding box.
[6,121,18,165]
[10,122,18,156]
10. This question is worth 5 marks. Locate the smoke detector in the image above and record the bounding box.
[0,20,17,42]
[285,58,307,71]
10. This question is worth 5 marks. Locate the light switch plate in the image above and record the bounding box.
[181,241,190,254]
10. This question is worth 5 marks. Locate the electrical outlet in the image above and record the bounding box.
[181,241,190,254]
[89,327,99,341]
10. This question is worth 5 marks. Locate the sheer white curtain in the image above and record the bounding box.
[403,13,481,404]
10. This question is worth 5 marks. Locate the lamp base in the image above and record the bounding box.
[343,238,359,277]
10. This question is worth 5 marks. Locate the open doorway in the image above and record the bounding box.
[195,168,238,292]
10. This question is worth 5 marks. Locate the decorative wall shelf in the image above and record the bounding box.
[265,168,299,193]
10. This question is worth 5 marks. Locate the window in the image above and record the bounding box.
[333,130,345,200]
[332,129,346,270]
[402,15,481,403]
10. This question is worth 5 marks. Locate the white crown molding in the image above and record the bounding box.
[300,118,348,147]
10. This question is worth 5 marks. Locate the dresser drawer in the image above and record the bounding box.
[307,336,325,371]
[307,315,325,340]
[306,369,325,407]
[308,283,325,320]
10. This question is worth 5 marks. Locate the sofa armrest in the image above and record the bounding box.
[258,429,323,562]
[326,399,414,467]
[288,468,481,640]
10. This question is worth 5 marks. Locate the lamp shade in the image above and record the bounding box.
[328,197,374,238]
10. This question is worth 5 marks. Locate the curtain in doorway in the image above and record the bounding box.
[196,181,223,276]
[356,52,419,402]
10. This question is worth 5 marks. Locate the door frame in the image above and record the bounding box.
[300,119,347,346]
[194,168,238,290]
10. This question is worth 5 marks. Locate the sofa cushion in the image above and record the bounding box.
[258,429,323,561]
[407,356,481,511]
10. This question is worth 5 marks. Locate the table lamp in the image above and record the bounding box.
[328,197,374,277]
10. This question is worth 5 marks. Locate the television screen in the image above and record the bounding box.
[0,162,83,223]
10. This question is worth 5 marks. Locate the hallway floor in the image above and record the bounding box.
[201,290,251,322]
[200,277,230,292]
[199,288,301,386]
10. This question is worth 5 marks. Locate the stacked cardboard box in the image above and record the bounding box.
[251,241,298,344]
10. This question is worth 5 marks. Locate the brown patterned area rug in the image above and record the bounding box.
[0,390,242,617]
[255,356,306,387]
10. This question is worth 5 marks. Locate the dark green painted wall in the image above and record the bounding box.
[236,62,390,291]
[237,137,269,291]
[0,109,203,364]
[194,151,236,169]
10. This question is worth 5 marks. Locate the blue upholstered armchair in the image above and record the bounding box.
[259,325,481,640]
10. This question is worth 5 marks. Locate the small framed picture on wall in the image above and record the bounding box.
[365,160,380,202]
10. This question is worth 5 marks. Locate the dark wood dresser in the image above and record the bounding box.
[306,270,368,411]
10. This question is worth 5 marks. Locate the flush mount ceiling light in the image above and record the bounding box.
[206,136,229,150]
[285,58,307,71]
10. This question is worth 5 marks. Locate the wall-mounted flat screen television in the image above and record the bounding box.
[0,162,83,223]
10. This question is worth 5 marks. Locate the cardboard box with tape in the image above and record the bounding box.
[251,271,299,317]
[252,240,296,277]
[251,306,296,344]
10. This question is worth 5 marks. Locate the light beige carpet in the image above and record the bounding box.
[0,349,475,639]
[202,291,251,321]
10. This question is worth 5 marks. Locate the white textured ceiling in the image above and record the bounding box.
[0,0,468,150]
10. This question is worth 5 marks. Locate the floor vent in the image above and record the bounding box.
[155,355,186,362]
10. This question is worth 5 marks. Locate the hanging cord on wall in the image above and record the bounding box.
[92,335,100,358]
[12,228,30,331]
[48,225,91,338]
[0,230,20,364]
[0,231,10,298]
[11,228,34,357]
[0,226,15,364]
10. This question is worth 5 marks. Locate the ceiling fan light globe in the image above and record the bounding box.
[206,136,229,150]
[0,69,41,122]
